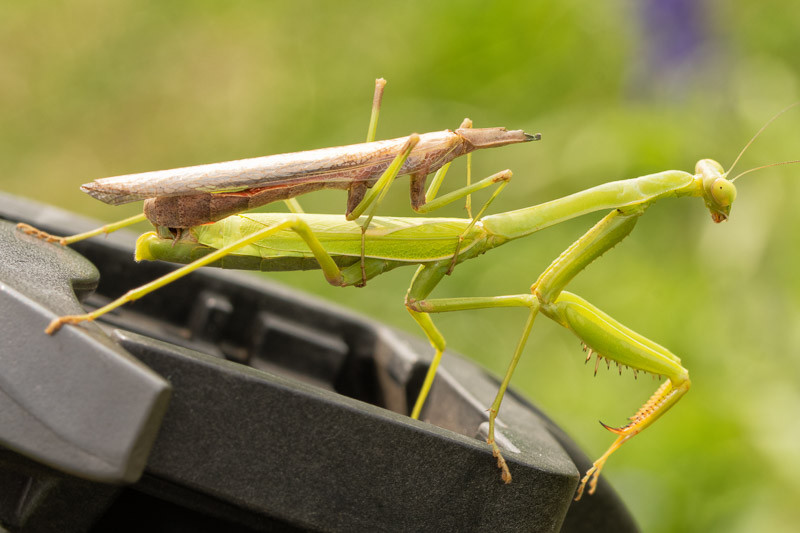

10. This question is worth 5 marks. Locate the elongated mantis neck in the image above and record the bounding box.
[481,170,701,241]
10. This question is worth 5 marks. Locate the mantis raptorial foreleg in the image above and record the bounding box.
[407,207,691,500]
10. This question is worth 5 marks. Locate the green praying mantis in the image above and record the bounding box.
[20,98,798,500]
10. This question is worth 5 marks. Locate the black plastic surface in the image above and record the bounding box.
[0,220,170,483]
[0,192,639,532]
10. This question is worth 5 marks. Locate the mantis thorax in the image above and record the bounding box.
[696,158,737,223]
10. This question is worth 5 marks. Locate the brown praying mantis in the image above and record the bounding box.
[20,99,798,500]
[19,78,538,285]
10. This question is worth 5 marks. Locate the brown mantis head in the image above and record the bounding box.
[455,127,541,151]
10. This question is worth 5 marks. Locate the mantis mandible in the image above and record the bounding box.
[18,79,538,284]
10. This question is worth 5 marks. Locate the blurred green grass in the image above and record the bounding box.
[2,1,800,531]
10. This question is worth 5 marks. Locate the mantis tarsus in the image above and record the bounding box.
[24,103,798,500]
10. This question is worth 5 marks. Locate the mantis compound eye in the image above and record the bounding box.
[710,178,737,208]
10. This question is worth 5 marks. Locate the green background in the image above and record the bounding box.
[2,2,799,531]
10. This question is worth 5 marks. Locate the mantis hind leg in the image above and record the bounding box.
[46,215,346,334]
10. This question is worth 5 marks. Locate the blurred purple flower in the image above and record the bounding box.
[632,0,714,98]
[643,0,706,71]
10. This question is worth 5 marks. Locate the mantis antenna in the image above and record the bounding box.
[730,159,800,182]
[727,101,799,178]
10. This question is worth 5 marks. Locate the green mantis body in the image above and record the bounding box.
[48,155,738,499]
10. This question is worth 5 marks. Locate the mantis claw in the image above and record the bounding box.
[16,222,68,246]
[45,314,92,335]
[489,439,513,484]
[599,420,626,435]
[574,463,603,501]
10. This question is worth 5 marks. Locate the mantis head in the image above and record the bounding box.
[696,158,736,223]
[699,102,800,224]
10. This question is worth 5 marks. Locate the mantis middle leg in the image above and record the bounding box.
[406,208,690,500]
[348,111,516,284]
